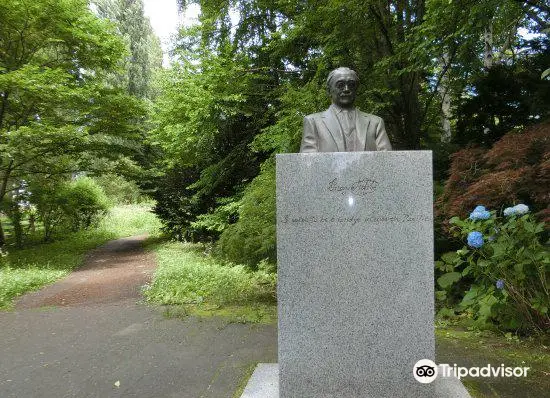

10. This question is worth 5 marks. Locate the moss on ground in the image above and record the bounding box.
[232,363,259,398]
[436,324,550,398]
[162,303,277,325]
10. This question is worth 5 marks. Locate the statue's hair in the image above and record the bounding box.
[326,67,359,89]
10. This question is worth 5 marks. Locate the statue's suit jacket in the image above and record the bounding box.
[300,108,392,152]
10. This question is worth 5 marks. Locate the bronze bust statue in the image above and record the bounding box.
[300,67,392,152]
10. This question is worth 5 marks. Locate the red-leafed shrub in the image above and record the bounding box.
[438,121,550,223]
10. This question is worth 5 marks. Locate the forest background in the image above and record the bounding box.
[0,0,548,332]
[148,0,549,267]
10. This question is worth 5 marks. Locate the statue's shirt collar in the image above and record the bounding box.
[330,103,356,114]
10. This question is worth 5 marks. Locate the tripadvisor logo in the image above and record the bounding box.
[413,359,530,383]
[413,359,438,384]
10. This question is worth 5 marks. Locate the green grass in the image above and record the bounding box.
[99,203,162,237]
[0,204,161,309]
[0,267,67,307]
[144,242,277,323]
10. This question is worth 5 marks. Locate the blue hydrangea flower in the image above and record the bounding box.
[503,204,530,216]
[496,279,505,290]
[467,231,484,248]
[469,205,491,220]
[514,204,529,214]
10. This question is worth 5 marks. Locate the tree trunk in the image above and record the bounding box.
[0,217,5,247]
[484,23,494,69]
[7,201,23,248]
[0,168,11,247]
[27,212,36,235]
[400,71,423,149]
[439,53,452,142]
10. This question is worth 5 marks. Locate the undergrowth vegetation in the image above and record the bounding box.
[144,242,277,321]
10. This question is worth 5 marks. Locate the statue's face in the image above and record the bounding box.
[329,71,358,108]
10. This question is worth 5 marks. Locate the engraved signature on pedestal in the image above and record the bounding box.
[280,213,431,224]
[327,178,379,196]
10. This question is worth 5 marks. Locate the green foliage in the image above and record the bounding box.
[101,204,162,237]
[191,196,241,233]
[251,81,326,154]
[436,208,549,333]
[209,81,333,267]
[144,242,276,306]
[93,174,145,205]
[92,0,163,99]
[149,40,271,245]
[455,47,550,146]
[2,195,28,248]
[150,54,259,166]
[3,178,153,248]
[0,267,67,309]
[150,166,209,241]
[151,0,548,269]
[28,178,69,241]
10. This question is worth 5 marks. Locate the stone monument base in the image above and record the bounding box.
[240,363,472,398]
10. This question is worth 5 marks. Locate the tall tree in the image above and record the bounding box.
[93,0,163,99]
[0,0,145,245]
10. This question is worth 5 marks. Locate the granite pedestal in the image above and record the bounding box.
[278,151,434,398]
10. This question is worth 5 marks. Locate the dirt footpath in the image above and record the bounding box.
[16,235,156,309]
[0,235,277,398]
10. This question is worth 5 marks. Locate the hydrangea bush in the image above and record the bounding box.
[436,204,549,333]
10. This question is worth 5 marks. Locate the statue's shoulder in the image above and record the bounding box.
[304,111,326,121]
[357,110,383,123]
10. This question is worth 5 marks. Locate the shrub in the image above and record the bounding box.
[61,177,110,231]
[29,177,110,240]
[438,121,550,224]
[144,242,276,306]
[436,204,549,334]
[150,166,210,241]
[216,159,276,268]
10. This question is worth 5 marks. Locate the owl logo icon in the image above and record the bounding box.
[413,359,438,383]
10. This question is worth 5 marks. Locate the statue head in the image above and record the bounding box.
[327,67,359,109]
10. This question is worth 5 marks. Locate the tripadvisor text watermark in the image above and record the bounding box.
[413,359,530,384]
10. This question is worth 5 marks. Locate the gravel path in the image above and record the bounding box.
[0,235,277,398]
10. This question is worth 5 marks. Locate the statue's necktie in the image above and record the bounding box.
[341,110,354,136]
